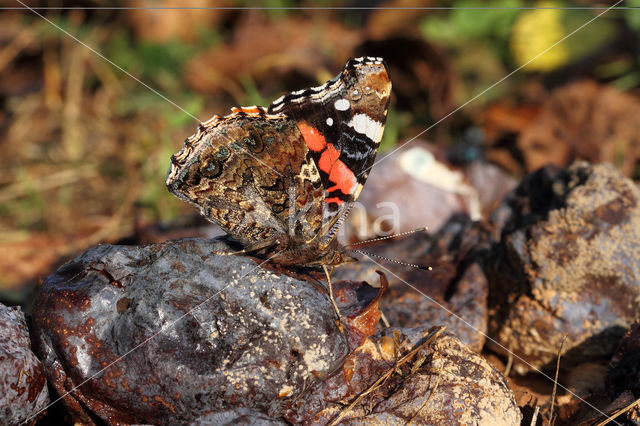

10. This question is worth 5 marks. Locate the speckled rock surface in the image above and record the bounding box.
[193,408,286,425]
[487,162,640,372]
[0,304,49,425]
[31,238,349,425]
[285,327,521,425]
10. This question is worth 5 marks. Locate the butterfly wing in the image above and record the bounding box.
[268,57,391,245]
[166,107,325,247]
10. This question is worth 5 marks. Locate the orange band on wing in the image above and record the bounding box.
[298,122,327,152]
[318,143,357,195]
[325,197,345,205]
[327,161,357,194]
[318,144,341,173]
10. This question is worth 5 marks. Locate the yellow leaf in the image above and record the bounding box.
[511,2,570,71]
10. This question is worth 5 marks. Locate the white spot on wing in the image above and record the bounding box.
[334,99,350,111]
[326,117,333,126]
[348,113,384,143]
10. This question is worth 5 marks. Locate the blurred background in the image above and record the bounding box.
[1,0,639,305]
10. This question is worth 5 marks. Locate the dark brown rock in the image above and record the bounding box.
[284,327,521,425]
[606,321,640,400]
[0,304,49,425]
[31,238,351,424]
[487,161,640,372]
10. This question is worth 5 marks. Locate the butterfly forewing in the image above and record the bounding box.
[268,57,392,244]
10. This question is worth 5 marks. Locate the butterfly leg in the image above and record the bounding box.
[322,264,343,332]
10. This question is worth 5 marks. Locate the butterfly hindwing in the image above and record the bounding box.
[166,107,325,247]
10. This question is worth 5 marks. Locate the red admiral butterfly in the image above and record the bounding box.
[166,57,391,271]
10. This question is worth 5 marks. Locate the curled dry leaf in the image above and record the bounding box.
[333,271,388,350]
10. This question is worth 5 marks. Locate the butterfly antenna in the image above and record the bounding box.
[346,226,429,248]
[350,249,432,271]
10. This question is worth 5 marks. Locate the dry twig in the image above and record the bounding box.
[594,397,640,426]
[549,336,566,425]
[530,405,540,426]
[504,341,514,377]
